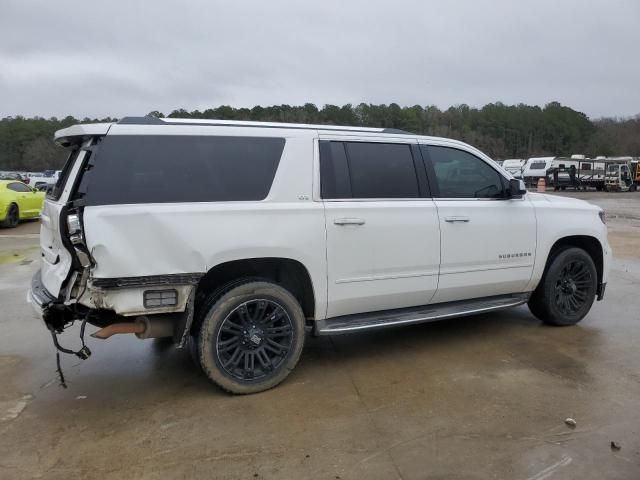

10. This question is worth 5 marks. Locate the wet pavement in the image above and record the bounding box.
[1,192,639,479]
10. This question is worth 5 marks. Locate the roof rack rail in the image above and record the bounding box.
[118,116,164,125]
[116,116,414,135]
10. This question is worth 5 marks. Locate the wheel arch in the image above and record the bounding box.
[195,257,316,321]
[545,235,604,289]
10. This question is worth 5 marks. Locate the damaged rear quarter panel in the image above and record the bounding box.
[87,285,193,316]
[81,202,327,315]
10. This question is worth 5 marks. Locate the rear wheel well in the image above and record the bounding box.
[195,258,315,322]
[546,236,603,286]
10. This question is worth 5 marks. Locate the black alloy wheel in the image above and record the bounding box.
[554,260,593,316]
[195,280,306,394]
[528,247,597,326]
[216,299,293,381]
[1,204,19,228]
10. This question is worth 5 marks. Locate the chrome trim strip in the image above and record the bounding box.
[439,263,533,275]
[335,270,439,284]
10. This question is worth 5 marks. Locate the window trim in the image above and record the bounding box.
[419,144,511,201]
[318,139,430,201]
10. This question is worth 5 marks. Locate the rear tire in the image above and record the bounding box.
[0,203,19,228]
[195,280,305,394]
[528,247,597,326]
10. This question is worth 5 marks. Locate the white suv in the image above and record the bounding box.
[29,117,611,394]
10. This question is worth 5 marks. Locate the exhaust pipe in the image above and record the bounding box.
[91,316,174,340]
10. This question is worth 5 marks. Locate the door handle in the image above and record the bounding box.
[444,216,470,223]
[334,218,366,226]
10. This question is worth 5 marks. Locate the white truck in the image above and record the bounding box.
[501,159,526,178]
[26,170,61,190]
[29,117,611,394]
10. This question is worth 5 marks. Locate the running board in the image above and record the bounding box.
[315,293,530,335]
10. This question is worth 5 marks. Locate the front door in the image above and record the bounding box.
[420,144,536,304]
[320,138,441,318]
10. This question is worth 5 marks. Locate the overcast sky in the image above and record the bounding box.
[1,0,639,119]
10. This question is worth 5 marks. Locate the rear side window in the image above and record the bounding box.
[319,141,352,199]
[49,148,80,200]
[81,135,285,206]
[424,146,505,199]
[319,141,420,199]
[345,143,419,198]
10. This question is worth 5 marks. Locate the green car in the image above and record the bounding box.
[0,180,46,228]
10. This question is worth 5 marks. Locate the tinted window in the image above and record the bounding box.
[50,149,80,201]
[81,135,285,206]
[345,142,419,198]
[319,141,351,199]
[7,182,32,193]
[581,163,591,170]
[425,146,505,198]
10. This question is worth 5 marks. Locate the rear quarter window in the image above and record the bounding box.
[49,149,80,200]
[80,135,285,206]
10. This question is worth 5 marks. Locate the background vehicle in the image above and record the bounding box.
[522,157,555,186]
[546,156,611,191]
[25,170,60,189]
[0,172,28,182]
[605,160,637,191]
[0,180,45,228]
[501,159,525,178]
[29,118,611,394]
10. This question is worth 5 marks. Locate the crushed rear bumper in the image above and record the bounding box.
[27,269,56,319]
[27,270,75,332]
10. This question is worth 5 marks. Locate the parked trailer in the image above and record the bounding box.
[522,157,555,187]
[549,158,609,191]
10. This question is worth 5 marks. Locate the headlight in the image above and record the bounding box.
[598,210,606,224]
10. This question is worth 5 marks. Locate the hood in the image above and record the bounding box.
[527,192,600,211]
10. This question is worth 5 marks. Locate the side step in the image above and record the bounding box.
[315,293,530,335]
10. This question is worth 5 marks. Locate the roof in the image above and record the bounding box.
[52,117,485,159]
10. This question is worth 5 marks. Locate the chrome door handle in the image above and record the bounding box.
[334,218,366,226]
[444,216,470,223]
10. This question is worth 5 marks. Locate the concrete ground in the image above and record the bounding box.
[1,192,639,479]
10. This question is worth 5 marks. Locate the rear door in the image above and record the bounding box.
[320,136,441,318]
[420,144,536,303]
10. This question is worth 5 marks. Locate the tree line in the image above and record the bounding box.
[1,102,638,171]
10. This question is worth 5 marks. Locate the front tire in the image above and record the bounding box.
[528,247,597,326]
[0,203,19,228]
[196,281,305,394]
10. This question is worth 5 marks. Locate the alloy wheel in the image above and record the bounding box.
[554,260,593,315]
[216,299,293,381]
